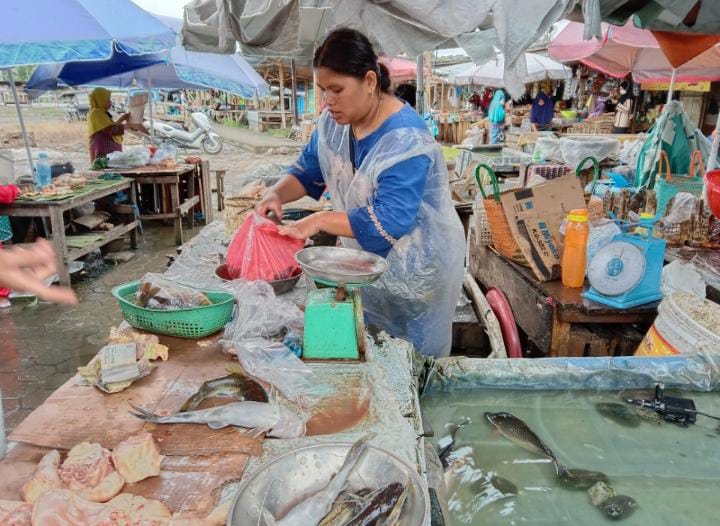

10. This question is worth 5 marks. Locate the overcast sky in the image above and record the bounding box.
[132,0,186,18]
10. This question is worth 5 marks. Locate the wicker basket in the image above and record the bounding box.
[474,163,527,264]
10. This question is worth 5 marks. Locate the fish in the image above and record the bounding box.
[485,411,609,489]
[438,418,470,469]
[600,495,638,521]
[179,373,268,412]
[345,482,405,526]
[484,412,556,460]
[263,434,375,526]
[317,490,370,526]
[128,400,306,438]
[595,403,641,428]
[556,466,610,490]
[381,482,408,526]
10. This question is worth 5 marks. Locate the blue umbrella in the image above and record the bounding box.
[26,18,269,99]
[0,0,174,67]
[1,0,175,172]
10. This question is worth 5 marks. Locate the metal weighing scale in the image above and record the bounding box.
[583,215,666,309]
[295,247,388,360]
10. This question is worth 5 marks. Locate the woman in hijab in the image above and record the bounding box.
[613,81,633,133]
[487,90,506,144]
[530,90,555,131]
[87,87,145,161]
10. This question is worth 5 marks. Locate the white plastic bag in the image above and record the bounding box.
[661,260,706,298]
[106,148,150,169]
[221,280,303,340]
[225,338,333,406]
[150,143,177,165]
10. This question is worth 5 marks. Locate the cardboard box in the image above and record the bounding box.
[500,175,586,282]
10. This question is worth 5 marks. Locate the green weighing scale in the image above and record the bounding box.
[295,247,388,360]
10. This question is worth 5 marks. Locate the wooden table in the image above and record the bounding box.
[110,163,213,246]
[469,243,657,356]
[0,178,138,287]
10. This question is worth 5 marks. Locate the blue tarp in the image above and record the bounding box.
[0,0,174,68]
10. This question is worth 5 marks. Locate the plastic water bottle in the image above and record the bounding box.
[35,152,51,188]
[562,208,589,288]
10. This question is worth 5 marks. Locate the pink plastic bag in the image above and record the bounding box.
[226,213,304,281]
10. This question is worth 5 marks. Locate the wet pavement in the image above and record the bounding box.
[0,224,197,431]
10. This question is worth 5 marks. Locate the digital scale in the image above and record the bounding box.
[583,215,666,309]
[295,247,387,360]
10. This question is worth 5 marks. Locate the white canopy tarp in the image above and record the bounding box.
[181,0,576,98]
[450,53,570,87]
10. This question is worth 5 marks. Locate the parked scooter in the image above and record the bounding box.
[143,112,223,154]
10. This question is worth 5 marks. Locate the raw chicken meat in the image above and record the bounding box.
[20,450,62,504]
[30,490,229,526]
[107,494,170,519]
[111,433,164,484]
[31,490,140,526]
[0,500,32,526]
[59,442,124,502]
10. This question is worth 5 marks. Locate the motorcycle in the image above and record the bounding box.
[143,112,223,154]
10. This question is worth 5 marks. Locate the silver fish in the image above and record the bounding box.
[484,412,556,459]
[179,373,267,412]
[264,434,375,526]
[485,411,609,488]
[129,400,305,438]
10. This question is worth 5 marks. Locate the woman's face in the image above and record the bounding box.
[538,98,545,106]
[315,66,376,125]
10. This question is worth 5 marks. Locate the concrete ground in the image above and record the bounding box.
[0,105,298,432]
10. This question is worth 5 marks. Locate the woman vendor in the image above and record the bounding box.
[487,90,506,144]
[87,87,146,161]
[530,90,554,131]
[256,28,465,358]
[613,81,632,134]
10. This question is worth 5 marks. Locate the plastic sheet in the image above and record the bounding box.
[559,136,619,168]
[659,192,695,224]
[221,280,303,340]
[106,148,150,169]
[661,260,706,299]
[135,273,211,310]
[223,337,333,407]
[424,353,720,393]
[225,212,304,281]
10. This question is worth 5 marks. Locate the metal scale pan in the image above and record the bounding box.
[295,246,388,288]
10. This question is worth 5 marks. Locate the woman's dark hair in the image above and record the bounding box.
[313,28,392,94]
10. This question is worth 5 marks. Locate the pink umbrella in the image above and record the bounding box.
[549,21,720,83]
[379,56,430,83]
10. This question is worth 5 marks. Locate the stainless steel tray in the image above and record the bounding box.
[296,246,387,286]
[227,442,429,525]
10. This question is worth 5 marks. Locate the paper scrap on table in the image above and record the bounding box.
[100,343,140,384]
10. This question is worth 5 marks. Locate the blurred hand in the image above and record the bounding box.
[278,216,319,240]
[0,239,78,305]
[256,192,283,220]
[119,112,131,123]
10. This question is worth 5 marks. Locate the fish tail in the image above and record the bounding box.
[128,402,160,422]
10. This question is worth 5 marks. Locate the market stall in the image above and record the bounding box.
[0,176,139,286]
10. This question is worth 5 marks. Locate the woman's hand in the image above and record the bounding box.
[256,191,284,219]
[0,239,78,305]
[118,112,131,123]
[278,215,320,240]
